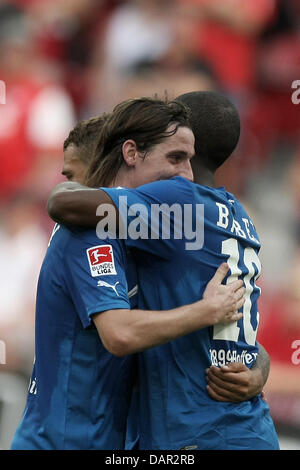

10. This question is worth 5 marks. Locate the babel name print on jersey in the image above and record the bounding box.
[86,245,117,276]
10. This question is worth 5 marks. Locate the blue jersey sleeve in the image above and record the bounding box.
[102,177,195,260]
[126,249,138,309]
[64,233,130,328]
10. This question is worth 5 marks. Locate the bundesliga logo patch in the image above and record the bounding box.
[86,245,117,276]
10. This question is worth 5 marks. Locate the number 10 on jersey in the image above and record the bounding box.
[213,238,261,346]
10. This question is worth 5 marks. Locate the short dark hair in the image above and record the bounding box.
[86,97,191,187]
[176,91,240,171]
[63,114,109,165]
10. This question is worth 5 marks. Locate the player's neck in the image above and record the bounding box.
[192,165,216,187]
[111,166,134,188]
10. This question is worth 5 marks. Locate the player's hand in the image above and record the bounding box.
[206,362,264,402]
[203,263,245,324]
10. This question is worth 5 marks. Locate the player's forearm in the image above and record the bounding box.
[236,342,270,399]
[47,183,113,227]
[95,264,244,356]
[94,300,217,357]
[252,342,270,388]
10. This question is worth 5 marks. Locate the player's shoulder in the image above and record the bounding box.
[138,176,195,203]
[138,176,192,192]
[48,224,91,248]
[225,191,251,216]
[103,177,194,204]
[224,191,260,241]
[225,190,242,205]
[50,225,125,265]
[190,182,230,206]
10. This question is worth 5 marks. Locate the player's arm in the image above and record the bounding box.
[252,342,270,389]
[93,263,245,357]
[47,182,113,227]
[206,343,270,402]
[65,235,245,357]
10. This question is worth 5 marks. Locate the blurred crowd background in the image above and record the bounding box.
[0,0,300,450]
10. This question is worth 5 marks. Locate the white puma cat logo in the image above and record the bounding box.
[97,280,120,296]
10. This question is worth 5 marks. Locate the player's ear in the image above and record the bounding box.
[122,140,139,167]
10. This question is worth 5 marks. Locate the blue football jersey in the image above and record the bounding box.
[11,224,137,450]
[103,176,280,450]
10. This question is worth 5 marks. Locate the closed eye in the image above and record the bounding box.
[168,155,185,163]
[166,151,195,164]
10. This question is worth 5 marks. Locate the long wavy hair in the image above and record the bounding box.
[85,97,191,188]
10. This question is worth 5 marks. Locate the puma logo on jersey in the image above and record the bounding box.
[97,280,120,296]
